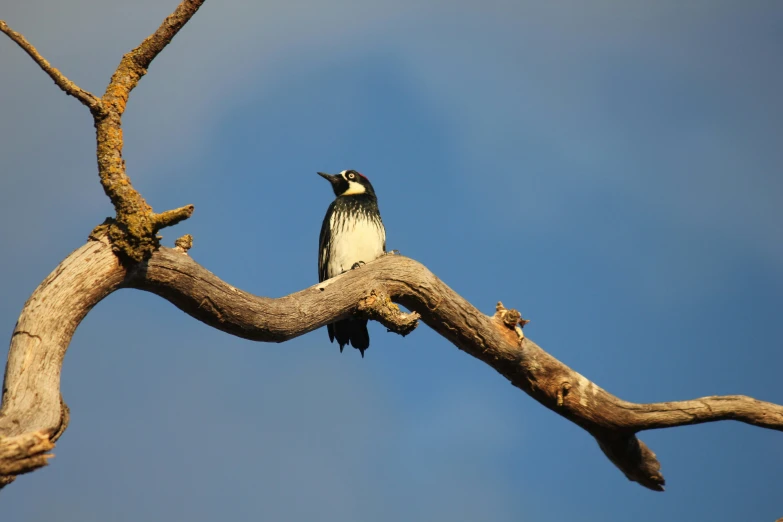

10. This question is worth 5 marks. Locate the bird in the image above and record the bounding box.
[317,169,386,356]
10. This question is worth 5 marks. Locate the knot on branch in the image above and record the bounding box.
[595,433,665,492]
[494,301,529,343]
[89,204,194,263]
[175,233,194,254]
[358,289,420,337]
[557,382,572,407]
[89,215,157,263]
[0,431,55,478]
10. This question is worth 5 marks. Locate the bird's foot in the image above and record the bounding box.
[351,261,366,270]
[384,249,400,256]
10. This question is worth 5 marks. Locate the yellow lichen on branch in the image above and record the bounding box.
[154,205,196,231]
[2,2,204,262]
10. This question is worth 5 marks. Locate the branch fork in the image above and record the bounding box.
[2,0,781,498]
[2,1,202,263]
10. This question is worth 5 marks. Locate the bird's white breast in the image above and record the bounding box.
[325,214,385,278]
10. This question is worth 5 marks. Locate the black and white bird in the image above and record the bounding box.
[318,170,386,356]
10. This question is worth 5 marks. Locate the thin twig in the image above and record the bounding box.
[0,20,102,113]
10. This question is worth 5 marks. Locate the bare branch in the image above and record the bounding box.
[613,395,783,431]
[2,2,202,262]
[91,0,204,262]
[1,241,780,489]
[0,237,125,446]
[0,431,54,477]
[1,0,779,497]
[103,0,207,116]
[596,434,665,491]
[0,20,103,112]
[153,205,196,232]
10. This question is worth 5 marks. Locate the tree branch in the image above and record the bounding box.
[612,395,783,431]
[1,2,201,263]
[0,20,103,113]
[1,0,780,497]
[94,0,204,262]
[103,0,206,115]
[0,432,54,477]
[1,241,780,489]
[153,205,196,231]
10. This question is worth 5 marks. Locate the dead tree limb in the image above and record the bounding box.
[1,237,781,491]
[0,0,202,488]
[0,21,102,111]
[1,0,781,494]
[95,0,202,262]
[0,432,55,477]
[1,1,202,264]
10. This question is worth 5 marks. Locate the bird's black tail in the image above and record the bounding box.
[332,318,370,357]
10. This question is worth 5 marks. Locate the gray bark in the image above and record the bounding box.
[2,234,781,490]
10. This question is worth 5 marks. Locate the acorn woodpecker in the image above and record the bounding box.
[318,169,386,356]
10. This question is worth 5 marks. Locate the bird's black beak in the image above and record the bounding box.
[317,172,341,185]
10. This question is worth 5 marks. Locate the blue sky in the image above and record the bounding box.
[1,1,782,520]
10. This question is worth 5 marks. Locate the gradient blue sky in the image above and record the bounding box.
[1,1,782,520]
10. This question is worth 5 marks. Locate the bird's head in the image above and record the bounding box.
[318,170,376,198]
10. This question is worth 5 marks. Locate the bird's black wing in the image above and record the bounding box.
[318,201,338,344]
[318,201,336,283]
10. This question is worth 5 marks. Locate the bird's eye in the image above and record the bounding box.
[348,172,355,180]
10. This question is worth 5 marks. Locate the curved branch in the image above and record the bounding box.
[2,239,780,490]
[0,238,125,438]
[2,2,201,263]
[0,20,102,112]
[2,0,780,496]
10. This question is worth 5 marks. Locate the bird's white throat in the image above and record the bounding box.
[342,180,366,196]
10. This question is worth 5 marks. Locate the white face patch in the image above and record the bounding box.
[340,170,366,196]
[342,180,366,196]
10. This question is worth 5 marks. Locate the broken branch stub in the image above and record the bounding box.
[358,289,420,336]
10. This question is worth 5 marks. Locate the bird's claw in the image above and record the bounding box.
[384,249,400,256]
[351,261,366,270]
